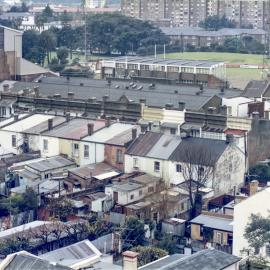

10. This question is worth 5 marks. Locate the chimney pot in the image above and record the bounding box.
[178,102,185,111]
[88,123,94,136]
[48,118,53,131]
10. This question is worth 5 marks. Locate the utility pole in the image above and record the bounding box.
[82,0,87,62]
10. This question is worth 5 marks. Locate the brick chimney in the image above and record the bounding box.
[132,127,137,140]
[249,180,259,196]
[67,92,74,100]
[33,86,39,97]
[48,119,53,131]
[122,251,138,270]
[88,123,94,136]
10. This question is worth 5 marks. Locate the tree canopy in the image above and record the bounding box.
[244,213,270,252]
[199,15,236,30]
[131,246,168,267]
[121,216,146,250]
[85,13,169,55]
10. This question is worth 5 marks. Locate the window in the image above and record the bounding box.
[1,107,6,116]
[176,164,182,172]
[139,190,143,196]
[11,135,16,147]
[43,139,48,152]
[148,186,154,193]
[181,202,185,211]
[45,173,49,179]
[133,158,138,168]
[73,143,79,157]
[130,194,134,200]
[116,149,123,164]
[170,128,176,135]
[216,232,223,245]
[154,161,160,172]
[84,145,89,158]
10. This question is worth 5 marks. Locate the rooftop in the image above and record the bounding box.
[140,249,240,270]
[126,132,229,165]
[241,80,270,98]
[8,77,241,110]
[190,214,233,232]
[107,56,223,67]
[0,251,71,270]
[2,114,55,133]
[112,181,144,192]
[68,162,119,180]
[132,174,161,185]
[42,118,106,140]
[40,240,102,267]
[25,156,75,172]
[83,122,135,142]
[0,221,51,239]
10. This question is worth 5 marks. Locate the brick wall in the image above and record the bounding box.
[104,145,126,171]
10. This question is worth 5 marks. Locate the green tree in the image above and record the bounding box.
[249,164,270,184]
[131,246,168,267]
[199,15,236,30]
[85,13,169,55]
[244,213,270,252]
[156,234,177,255]
[42,4,54,19]
[39,30,57,64]
[8,2,29,12]
[121,216,146,250]
[35,14,47,31]
[56,46,69,64]
[48,197,74,221]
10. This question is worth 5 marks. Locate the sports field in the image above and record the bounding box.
[163,52,264,65]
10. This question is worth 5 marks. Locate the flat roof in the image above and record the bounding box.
[190,214,233,232]
[108,56,223,68]
[26,156,75,172]
[113,182,144,192]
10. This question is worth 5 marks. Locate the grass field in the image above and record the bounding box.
[163,52,264,65]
